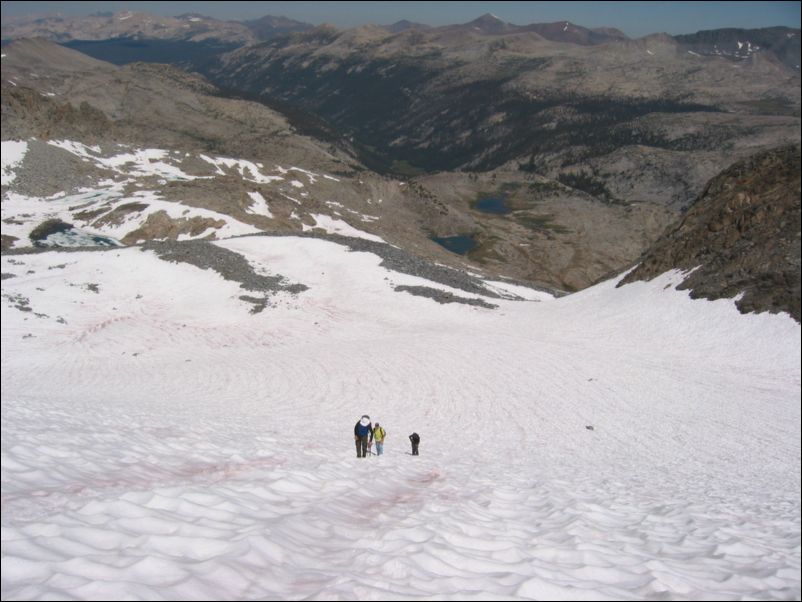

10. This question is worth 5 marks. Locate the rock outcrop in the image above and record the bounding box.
[619,145,801,321]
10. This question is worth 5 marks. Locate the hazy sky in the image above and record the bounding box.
[2,1,800,38]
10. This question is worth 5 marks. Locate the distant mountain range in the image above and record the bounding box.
[3,11,799,69]
[0,11,312,44]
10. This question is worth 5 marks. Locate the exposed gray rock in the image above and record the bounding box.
[141,238,308,297]
[394,285,498,309]
[5,139,111,198]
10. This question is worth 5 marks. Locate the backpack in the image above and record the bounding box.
[410,432,420,444]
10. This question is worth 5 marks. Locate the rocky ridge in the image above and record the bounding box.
[619,145,801,322]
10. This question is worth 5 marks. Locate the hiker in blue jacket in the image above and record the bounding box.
[354,415,373,458]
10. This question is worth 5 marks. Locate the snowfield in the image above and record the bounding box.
[1,235,800,600]
[1,139,373,250]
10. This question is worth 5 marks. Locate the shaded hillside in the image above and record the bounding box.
[619,145,801,321]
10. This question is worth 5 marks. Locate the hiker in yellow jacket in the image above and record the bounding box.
[373,422,387,456]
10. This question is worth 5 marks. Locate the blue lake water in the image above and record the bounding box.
[475,197,512,214]
[432,235,478,255]
[34,225,124,248]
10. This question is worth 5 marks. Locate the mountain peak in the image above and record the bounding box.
[383,19,430,34]
[466,13,511,33]
[242,14,314,40]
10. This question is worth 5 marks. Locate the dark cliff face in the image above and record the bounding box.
[619,145,801,322]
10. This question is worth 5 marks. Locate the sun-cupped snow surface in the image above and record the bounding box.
[1,236,800,601]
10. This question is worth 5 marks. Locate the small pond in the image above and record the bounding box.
[474,197,513,215]
[431,235,478,255]
[31,221,123,248]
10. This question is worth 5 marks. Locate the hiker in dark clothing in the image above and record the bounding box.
[409,432,420,456]
[354,415,373,458]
